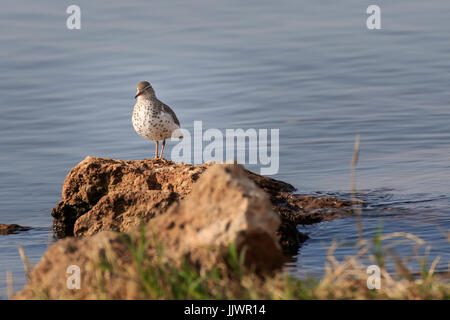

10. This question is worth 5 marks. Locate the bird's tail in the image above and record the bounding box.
[172,128,184,139]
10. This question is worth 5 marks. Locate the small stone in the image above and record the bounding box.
[0,224,31,235]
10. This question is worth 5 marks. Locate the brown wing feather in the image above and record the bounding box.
[160,101,180,126]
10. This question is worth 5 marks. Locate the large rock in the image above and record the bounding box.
[15,156,357,299]
[150,164,285,273]
[51,156,353,253]
[52,157,212,238]
[15,164,285,299]
[74,190,178,236]
[14,232,134,299]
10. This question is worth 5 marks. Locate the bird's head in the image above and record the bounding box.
[135,81,155,99]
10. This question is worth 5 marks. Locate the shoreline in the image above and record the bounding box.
[12,156,356,299]
[4,156,449,300]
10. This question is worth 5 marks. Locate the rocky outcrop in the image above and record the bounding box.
[15,164,285,299]
[0,224,30,235]
[51,157,353,253]
[14,156,357,299]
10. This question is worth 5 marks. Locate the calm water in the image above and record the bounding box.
[1,0,449,298]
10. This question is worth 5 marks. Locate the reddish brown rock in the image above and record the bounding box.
[51,156,353,253]
[14,157,357,299]
[150,164,285,273]
[15,164,286,299]
[14,232,135,299]
[52,157,212,238]
[74,190,178,236]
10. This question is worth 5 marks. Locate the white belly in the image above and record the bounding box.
[132,104,180,141]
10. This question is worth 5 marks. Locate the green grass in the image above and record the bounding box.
[90,224,450,300]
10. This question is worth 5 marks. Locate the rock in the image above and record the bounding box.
[276,193,354,225]
[14,156,358,299]
[51,157,354,254]
[150,164,285,273]
[14,232,134,299]
[0,224,30,235]
[52,157,212,238]
[74,190,179,236]
[15,164,285,299]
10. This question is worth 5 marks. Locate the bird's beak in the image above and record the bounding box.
[135,91,141,99]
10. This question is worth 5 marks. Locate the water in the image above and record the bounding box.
[1,0,449,298]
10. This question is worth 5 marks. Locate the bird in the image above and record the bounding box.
[132,81,183,159]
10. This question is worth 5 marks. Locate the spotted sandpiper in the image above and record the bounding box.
[132,81,183,159]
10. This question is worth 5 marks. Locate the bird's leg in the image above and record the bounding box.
[154,141,159,159]
[160,140,166,159]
